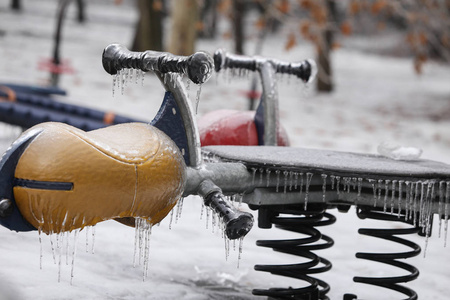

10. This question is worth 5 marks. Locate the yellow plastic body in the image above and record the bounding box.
[13,122,186,234]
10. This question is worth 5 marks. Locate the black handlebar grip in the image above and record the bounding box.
[213,49,316,83]
[204,191,254,240]
[102,44,214,84]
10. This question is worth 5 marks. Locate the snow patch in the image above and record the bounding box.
[377,141,423,161]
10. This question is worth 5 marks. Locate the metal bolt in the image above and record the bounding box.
[0,198,13,218]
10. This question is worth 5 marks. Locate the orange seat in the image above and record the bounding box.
[13,122,186,234]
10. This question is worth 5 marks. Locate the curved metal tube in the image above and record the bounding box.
[102,44,214,85]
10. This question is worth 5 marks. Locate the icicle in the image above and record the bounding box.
[391,180,397,214]
[57,232,63,282]
[141,71,145,86]
[275,170,280,193]
[283,171,289,193]
[195,85,202,114]
[384,180,391,212]
[266,169,271,187]
[125,69,130,87]
[85,226,90,253]
[299,173,304,197]
[357,178,363,203]
[206,207,210,230]
[251,168,257,185]
[423,182,434,257]
[168,209,175,229]
[405,182,411,221]
[368,179,376,207]
[176,198,184,222]
[91,226,96,254]
[330,175,336,190]
[212,213,217,234]
[50,233,57,264]
[438,181,444,237]
[200,202,205,220]
[445,181,449,247]
[341,177,347,193]
[336,176,341,195]
[112,74,117,97]
[38,226,43,270]
[133,218,139,267]
[377,180,383,207]
[65,231,70,265]
[427,182,436,237]
[259,168,264,185]
[346,177,352,193]
[70,229,80,285]
[136,69,140,84]
[352,177,357,190]
[304,173,313,210]
[289,171,294,191]
[237,237,244,269]
[408,182,415,221]
[294,172,299,189]
[142,223,152,281]
[413,182,420,227]
[398,181,404,218]
[120,69,125,95]
[419,182,427,228]
[321,174,327,202]
[224,235,230,261]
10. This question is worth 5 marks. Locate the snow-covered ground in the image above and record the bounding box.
[1,1,450,299]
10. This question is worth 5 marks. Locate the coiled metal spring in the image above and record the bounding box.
[350,207,421,300]
[252,204,335,300]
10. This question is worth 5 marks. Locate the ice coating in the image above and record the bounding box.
[102,44,213,85]
[13,122,186,234]
[201,146,450,241]
[213,49,317,83]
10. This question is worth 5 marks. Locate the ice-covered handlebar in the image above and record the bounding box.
[205,192,253,239]
[197,180,253,240]
[214,49,317,83]
[102,44,214,85]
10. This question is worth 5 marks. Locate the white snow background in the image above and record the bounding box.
[1,1,450,299]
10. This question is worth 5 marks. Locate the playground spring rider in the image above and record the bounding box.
[199,49,316,147]
[0,44,254,241]
[1,44,450,299]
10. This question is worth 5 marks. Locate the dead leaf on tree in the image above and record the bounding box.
[285,32,297,51]
[340,21,352,36]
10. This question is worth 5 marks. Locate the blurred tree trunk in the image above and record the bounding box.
[232,0,245,54]
[75,0,85,23]
[316,0,336,92]
[11,0,21,10]
[198,0,218,39]
[168,0,199,55]
[132,0,164,52]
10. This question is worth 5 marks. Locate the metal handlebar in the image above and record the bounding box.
[197,179,253,240]
[213,49,317,83]
[102,44,214,85]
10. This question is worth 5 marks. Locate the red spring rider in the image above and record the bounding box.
[199,50,316,147]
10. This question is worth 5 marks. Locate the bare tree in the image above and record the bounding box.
[168,0,200,55]
[232,0,246,54]
[132,0,164,52]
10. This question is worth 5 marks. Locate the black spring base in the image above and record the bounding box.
[252,203,335,300]
[349,206,422,300]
